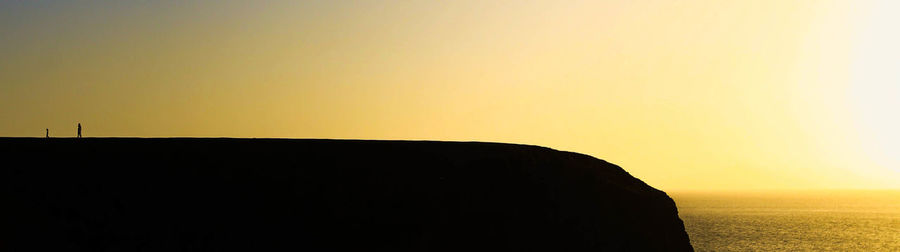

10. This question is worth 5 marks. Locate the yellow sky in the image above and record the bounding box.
[1,0,897,190]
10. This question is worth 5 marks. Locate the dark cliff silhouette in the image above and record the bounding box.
[2,138,693,251]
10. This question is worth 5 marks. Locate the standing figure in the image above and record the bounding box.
[46,128,49,138]
[77,123,82,138]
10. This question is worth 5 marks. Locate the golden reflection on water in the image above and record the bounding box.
[671,190,900,251]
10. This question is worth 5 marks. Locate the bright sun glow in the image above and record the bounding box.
[850,0,900,175]
[2,1,899,190]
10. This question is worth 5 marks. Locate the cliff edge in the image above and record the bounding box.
[3,138,692,251]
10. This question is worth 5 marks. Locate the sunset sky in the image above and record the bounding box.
[1,0,898,190]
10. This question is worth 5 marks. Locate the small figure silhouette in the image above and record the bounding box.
[46,128,49,138]
[77,123,82,138]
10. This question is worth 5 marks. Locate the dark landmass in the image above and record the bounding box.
[2,138,692,251]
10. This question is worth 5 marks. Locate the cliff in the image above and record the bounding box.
[2,138,692,251]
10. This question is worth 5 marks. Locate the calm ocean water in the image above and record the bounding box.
[671,190,900,251]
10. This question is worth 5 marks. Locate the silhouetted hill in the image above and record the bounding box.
[2,138,692,251]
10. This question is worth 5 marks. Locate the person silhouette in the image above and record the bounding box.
[77,123,82,138]
[46,128,49,138]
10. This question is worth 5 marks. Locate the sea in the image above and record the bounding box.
[670,190,900,251]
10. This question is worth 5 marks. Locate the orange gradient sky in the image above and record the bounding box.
[1,0,898,190]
